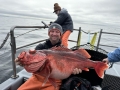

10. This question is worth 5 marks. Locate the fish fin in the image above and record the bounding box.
[50,46,71,51]
[94,62,109,78]
[49,78,58,89]
[42,65,52,86]
[83,68,89,71]
[74,48,91,58]
[42,73,51,86]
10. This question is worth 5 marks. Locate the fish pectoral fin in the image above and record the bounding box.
[42,65,52,86]
[83,68,89,71]
[74,48,91,58]
[42,73,51,86]
[49,78,58,89]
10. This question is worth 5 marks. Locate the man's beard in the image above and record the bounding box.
[50,36,60,45]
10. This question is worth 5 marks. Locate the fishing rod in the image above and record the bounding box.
[41,21,49,28]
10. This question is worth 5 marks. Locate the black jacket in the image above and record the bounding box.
[54,8,73,33]
[35,39,61,50]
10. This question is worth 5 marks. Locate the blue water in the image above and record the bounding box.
[0,14,120,84]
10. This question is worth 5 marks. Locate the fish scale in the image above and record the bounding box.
[17,46,109,88]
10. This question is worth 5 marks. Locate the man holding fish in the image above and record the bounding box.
[16,23,82,90]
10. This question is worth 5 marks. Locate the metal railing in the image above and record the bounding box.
[10,26,46,78]
[96,29,119,51]
[9,25,120,79]
[9,25,82,79]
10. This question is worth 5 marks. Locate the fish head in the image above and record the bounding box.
[17,49,46,72]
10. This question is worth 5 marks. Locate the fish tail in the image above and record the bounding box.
[94,62,109,78]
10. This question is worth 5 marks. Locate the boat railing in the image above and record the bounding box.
[9,25,82,79]
[9,25,120,80]
[10,26,47,79]
[97,29,120,50]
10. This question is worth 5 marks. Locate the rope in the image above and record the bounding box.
[0,28,99,50]
[81,29,99,34]
[0,28,42,51]
[0,32,10,49]
[15,28,41,38]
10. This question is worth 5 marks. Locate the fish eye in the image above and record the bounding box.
[29,49,36,54]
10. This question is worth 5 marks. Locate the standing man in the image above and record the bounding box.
[52,3,73,47]
[16,23,81,90]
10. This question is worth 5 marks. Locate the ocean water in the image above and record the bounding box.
[0,15,120,84]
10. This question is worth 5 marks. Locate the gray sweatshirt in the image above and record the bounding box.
[54,8,73,33]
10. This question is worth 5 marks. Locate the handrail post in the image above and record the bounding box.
[76,27,81,49]
[9,26,46,79]
[10,26,19,79]
[96,29,103,51]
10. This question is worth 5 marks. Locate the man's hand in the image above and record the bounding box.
[102,58,109,64]
[48,21,53,26]
[15,58,23,66]
[72,68,82,75]
[50,21,53,24]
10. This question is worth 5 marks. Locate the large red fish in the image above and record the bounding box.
[17,46,108,88]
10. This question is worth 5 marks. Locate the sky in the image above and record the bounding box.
[0,0,120,30]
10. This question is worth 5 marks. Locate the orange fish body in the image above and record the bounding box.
[18,46,108,88]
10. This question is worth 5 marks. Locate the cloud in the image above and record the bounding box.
[0,0,120,29]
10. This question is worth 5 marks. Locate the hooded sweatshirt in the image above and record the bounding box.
[54,8,73,33]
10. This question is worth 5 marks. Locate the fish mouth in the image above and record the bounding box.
[24,60,45,72]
